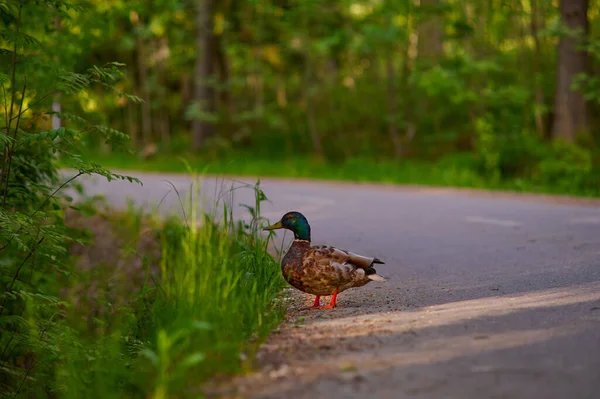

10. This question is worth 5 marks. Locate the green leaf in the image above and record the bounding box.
[139,348,159,366]
[192,321,212,330]
[0,30,42,48]
[180,353,206,368]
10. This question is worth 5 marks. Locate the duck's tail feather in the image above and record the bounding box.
[367,273,386,282]
[372,257,385,265]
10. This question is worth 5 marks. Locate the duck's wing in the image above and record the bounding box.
[306,245,386,282]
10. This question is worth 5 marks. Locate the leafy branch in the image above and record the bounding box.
[2,76,26,209]
[0,3,23,204]
[0,236,45,317]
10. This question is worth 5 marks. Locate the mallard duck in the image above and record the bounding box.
[263,211,385,309]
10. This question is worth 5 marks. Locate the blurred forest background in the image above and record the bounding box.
[5,0,600,193]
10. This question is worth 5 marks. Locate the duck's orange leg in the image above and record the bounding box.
[304,295,321,309]
[322,289,338,309]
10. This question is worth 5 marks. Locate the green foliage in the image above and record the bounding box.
[534,141,593,189]
[573,31,600,107]
[62,0,598,196]
[24,182,281,399]
[2,2,285,397]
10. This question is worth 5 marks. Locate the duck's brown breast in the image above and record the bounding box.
[281,240,310,290]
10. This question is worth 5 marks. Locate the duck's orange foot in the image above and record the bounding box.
[302,290,339,310]
[302,295,321,310]
[321,289,338,309]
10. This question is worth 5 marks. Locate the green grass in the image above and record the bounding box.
[85,151,600,199]
[0,174,286,399]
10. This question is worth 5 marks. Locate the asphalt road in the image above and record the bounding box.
[74,171,600,399]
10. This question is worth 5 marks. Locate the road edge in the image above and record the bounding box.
[64,168,600,208]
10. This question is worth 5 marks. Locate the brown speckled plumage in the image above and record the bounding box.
[281,240,384,296]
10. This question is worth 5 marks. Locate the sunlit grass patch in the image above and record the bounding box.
[133,176,286,396]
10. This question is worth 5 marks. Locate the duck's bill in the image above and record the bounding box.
[263,220,283,231]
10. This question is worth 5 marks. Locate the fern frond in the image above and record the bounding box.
[75,163,142,186]
[44,112,87,125]
[51,0,86,13]
[0,134,13,145]
[0,314,31,330]
[0,1,13,14]
[88,125,129,141]
[13,291,62,305]
[57,72,90,94]
[17,128,77,146]
[0,30,42,48]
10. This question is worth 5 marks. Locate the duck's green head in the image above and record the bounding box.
[263,211,311,241]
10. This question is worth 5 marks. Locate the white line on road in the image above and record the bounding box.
[465,216,523,227]
[569,216,600,224]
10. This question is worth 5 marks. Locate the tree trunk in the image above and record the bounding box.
[214,33,233,117]
[386,55,402,158]
[417,0,444,62]
[303,51,323,159]
[155,37,170,147]
[530,0,546,137]
[326,58,349,160]
[51,97,61,130]
[180,73,191,133]
[191,0,216,150]
[136,29,152,146]
[276,74,287,108]
[401,34,417,151]
[127,99,138,147]
[399,10,419,154]
[552,0,589,143]
[52,16,61,131]
[126,51,139,147]
[181,73,191,104]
